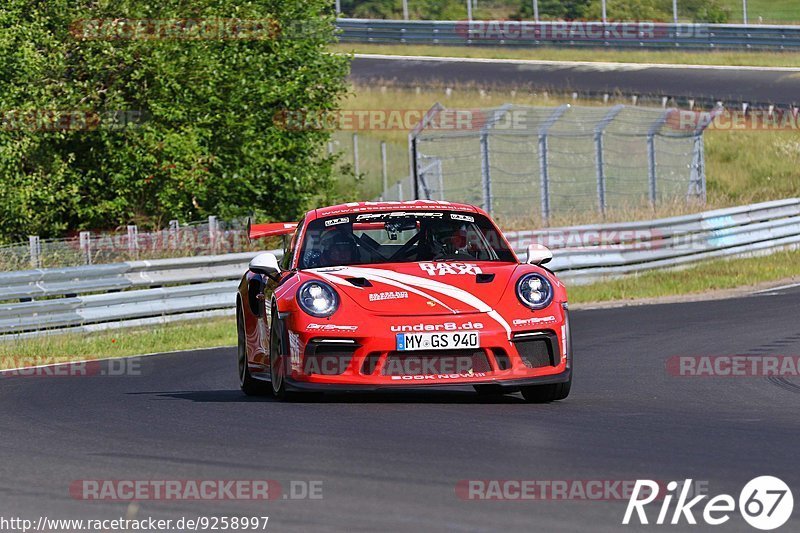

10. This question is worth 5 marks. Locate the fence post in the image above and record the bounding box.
[594,105,625,216]
[409,103,445,201]
[381,141,388,196]
[478,104,513,217]
[397,180,404,201]
[538,105,569,224]
[79,231,92,265]
[352,133,360,177]
[29,236,41,269]
[127,225,139,258]
[208,215,218,253]
[688,135,707,202]
[479,132,492,216]
[169,220,180,250]
[647,108,673,207]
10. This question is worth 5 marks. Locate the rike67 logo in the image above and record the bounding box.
[623,477,793,530]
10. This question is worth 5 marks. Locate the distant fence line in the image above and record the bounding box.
[337,18,800,51]
[406,103,713,224]
[4,217,259,272]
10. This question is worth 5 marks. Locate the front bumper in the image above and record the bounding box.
[285,367,571,393]
[284,309,571,389]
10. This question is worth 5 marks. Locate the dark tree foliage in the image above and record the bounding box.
[0,1,350,240]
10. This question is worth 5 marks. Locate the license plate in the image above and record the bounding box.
[396,331,480,351]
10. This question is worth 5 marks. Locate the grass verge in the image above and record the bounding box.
[334,43,800,68]
[0,316,235,370]
[569,248,800,304]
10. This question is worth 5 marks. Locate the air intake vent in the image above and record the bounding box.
[304,342,357,375]
[346,277,372,287]
[513,332,560,368]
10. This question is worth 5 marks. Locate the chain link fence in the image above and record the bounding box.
[330,131,411,201]
[411,104,713,224]
[1,217,262,272]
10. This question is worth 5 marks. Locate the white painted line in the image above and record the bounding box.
[0,345,233,375]
[352,53,800,73]
[753,282,800,295]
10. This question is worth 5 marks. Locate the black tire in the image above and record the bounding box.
[520,377,571,403]
[237,303,270,396]
[473,385,505,397]
[269,307,290,400]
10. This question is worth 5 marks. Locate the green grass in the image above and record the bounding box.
[719,0,800,24]
[334,43,800,68]
[570,248,800,304]
[0,317,235,370]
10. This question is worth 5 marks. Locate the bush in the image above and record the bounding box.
[0,0,349,241]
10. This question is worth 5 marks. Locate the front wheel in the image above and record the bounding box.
[238,304,270,396]
[520,377,571,403]
[269,308,290,400]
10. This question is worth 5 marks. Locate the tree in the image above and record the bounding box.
[0,0,349,241]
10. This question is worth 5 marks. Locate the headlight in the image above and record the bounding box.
[297,281,339,317]
[516,273,553,310]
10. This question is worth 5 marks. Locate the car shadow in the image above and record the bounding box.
[128,389,530,404]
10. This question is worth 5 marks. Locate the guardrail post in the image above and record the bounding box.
[79,231,92,265]
[594,105,624,216]
[127,225,139,258]
[29,236,41,269]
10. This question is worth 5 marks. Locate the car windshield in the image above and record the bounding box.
[297,211,516,269]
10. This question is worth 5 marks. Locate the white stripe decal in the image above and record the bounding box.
[313,270,457,314]
[312,266,512,339]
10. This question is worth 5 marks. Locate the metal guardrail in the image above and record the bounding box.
[508,199,800,284]
[337,19,800,51]
[0,251,277,338]
[3,199,798,336]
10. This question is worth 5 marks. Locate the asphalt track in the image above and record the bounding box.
[2,286,800,532]
[350,54,800,107]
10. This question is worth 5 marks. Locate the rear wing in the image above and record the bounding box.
[247,219,299,240]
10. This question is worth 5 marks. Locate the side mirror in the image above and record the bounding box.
[249,252,281,277]
[526,244,553,265]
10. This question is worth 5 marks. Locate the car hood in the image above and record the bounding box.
[303,262,520,316]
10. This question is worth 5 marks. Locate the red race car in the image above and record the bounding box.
[236,200,572,402]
